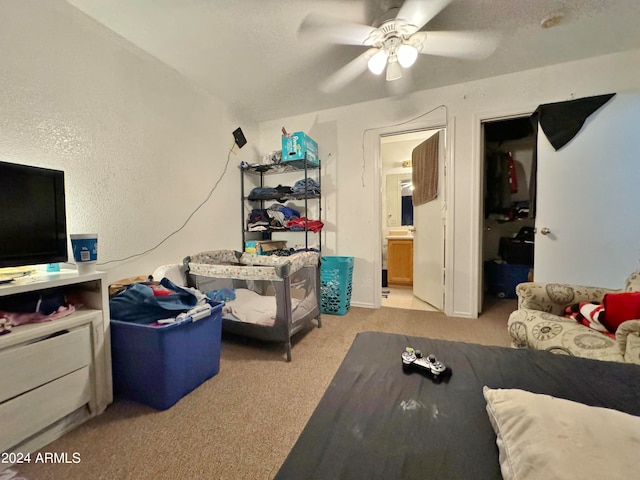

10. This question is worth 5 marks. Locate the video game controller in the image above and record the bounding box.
[402,347,447,377]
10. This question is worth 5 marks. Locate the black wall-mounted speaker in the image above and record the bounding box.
[233,127,247,148]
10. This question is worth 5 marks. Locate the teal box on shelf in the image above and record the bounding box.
[282,131,318,166]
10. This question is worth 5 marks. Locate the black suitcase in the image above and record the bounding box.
[499,226,534,265]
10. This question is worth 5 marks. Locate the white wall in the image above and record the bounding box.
[0,0,256,284]
[259,48,640,317]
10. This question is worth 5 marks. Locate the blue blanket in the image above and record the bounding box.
[109,278,199,323]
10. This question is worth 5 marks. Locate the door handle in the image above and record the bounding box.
[540,227,551,235]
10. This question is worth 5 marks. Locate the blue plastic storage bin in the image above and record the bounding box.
[110,302,223,410]
[321,256,354,315]
[484,261,531,299]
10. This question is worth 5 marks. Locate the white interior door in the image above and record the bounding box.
[413,130,445,309]
[534,93,640,288]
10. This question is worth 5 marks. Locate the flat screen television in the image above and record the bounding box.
[0,161,68,268]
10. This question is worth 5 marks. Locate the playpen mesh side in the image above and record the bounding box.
[186,266,318,326]
[320,256,354,315]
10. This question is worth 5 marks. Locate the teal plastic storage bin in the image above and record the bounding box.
[321,256,354,315]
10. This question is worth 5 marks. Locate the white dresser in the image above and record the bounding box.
[0,270,112,457]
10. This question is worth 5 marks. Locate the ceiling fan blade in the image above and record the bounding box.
[415,31,499,60]
[396,0,453,33]
[319,48,380,93]
[298,13,378,46]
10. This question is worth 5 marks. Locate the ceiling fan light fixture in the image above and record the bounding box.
[368,49,389,75]
[386,57,402,81]
[397,43,418,68]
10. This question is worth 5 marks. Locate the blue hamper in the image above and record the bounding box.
[321,256,354,315]
[111,302,223,410]
[484,261,531,299]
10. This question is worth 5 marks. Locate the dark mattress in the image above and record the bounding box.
[275,332,640,480]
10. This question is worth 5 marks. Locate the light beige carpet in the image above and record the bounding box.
[12,303,514,480]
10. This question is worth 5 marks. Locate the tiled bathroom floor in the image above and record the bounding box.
[381,286,440,312]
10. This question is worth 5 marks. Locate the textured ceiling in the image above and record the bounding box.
[65,0,640,123]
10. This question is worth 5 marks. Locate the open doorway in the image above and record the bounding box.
[480,116,536,313]
[380,129,444,312]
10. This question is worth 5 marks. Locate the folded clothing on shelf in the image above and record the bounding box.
[287,217,324,233]
[292,178,320,195]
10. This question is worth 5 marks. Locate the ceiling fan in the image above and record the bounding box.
[299,0,498,92]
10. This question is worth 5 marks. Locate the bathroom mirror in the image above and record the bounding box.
[386,173,413,227]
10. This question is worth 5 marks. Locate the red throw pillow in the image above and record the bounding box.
[602,292,640,331]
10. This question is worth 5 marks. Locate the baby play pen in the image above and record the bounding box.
[183,250,321,361]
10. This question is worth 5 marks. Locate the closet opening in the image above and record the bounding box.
[481,116,536,313]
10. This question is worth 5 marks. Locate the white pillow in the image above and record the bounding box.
[152,264,187,286]
[483,386,640,480]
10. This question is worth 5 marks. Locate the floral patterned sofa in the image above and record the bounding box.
[507,269,640,364]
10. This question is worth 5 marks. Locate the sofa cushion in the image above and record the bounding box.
[508,308,625,362]
[624,268,640,291]
[617,320,640,364]
[483,386,640,480]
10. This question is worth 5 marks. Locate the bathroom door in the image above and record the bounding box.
[413,130,445,309]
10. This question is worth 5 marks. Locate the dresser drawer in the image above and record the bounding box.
[0,366,91,452]
[0,325,91,404]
